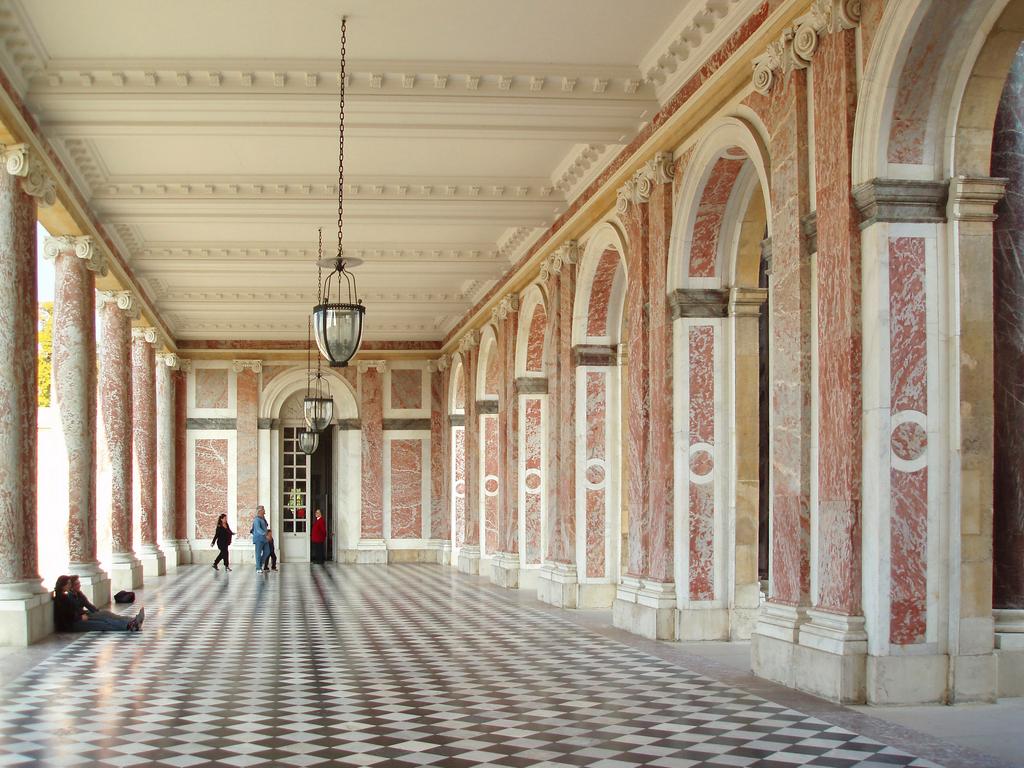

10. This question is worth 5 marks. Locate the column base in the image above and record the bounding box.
[677,606,730,641]
[68,562,111,608]
[138,545,167,577]
[423,539,452,565]
[164,539,193,567]
[536,562,578,608]
[0,581,54,646]
[996,609,1024,697]
[489,552,520,589]
[793,609,867,703]
[613,577,676,640]
[457,545,481,575]
[752,602,808,687]
[354,539,388,564]
[108,553,143,591]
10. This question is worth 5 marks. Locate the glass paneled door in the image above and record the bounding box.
[281,426,310,562]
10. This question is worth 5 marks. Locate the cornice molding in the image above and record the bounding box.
[0,143,56,206]
[135,243,505,263]
[852,178,949,228]
[29,59,653,99]
[728,286,768,318]
[42,234,107,274]
[752,0,861,95]
[669,288,730,319]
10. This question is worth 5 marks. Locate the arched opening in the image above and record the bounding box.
[448,354,467,557]
[515,285,550,584]
[669,119,771,641]
[573,222,628,606]
[260,368,360,562]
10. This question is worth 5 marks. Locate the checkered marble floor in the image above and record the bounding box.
[0,564,943,767]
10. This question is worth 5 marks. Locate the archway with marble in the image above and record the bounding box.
[669,118,771,642]
[259,368,360,561]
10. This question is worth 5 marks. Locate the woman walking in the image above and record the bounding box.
[211,513,234,571]
[311,508,327,565]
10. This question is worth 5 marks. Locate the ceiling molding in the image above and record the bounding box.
[0,0,46,95]
[28,58,654,100]
[134,243,506,263]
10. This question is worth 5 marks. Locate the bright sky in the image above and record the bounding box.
[37,221,53,302]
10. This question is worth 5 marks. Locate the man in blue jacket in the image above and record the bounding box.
[251,506,269,573]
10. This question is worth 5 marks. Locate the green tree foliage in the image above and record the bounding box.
[37,302,53,407]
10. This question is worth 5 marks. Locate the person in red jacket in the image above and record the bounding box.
[311,508,327,565]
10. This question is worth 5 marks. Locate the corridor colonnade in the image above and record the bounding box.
[0,0,1023,710]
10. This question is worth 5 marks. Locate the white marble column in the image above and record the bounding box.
[100,291,143,591]
[133,327,164,577]
[156,352,187,567]
[44,234,110,607]
[0,144,55,645]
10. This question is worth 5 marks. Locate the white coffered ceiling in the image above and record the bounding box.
[0,0,752,342]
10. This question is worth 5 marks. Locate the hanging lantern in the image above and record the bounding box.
[303,373,334,433]
[298,429,319,455]
[313,16,365,368]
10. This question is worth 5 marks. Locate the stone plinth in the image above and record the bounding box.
[489,551,520,589]
[537,562,578,608]
[613,577,676,640]
[457,544,481,575]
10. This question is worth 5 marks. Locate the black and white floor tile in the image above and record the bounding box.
[0,564,943,767]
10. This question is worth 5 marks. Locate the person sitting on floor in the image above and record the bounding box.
[52,575,145,632]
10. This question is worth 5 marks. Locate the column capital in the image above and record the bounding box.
[131,326,158,345]
[432,354,450,373]
[728,286,769,318]
[232,359,262,373]
[949,175,1008,222]
[357,359,386,373]
[156,352,181,370]
[177,358,193,373]
[752,0,861,95]
[98,290,140,319]
[457,330,480,354]
[497,293,519,320]
[0,142,56,207]
[43,235,107,275]
[852,177,949,228]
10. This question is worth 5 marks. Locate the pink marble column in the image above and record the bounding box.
[429,361,449,544]
[359,361,386,559]
[99,292,142,590]
[0,150,52,644]
[156,353,185,567]
[812,28,863,619]
[462,342,481,548]
[497,306,521,559]
[234,361,260,536]
[45,234,109,603]
[173,365,190,551]
[132,327,164,577]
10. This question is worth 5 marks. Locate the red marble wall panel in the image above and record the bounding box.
[586,248,622,338]
[260,365,288,391]
[814,28,863,616]
[482,415,500,554]
[174,371,188,540]
[463,350,481,546]
[688,326,716,600]
[390,438,423,539]
[888,236,929,645]
[525,303,547,372]
[195,368,228,409]
[523,397,544,564]
[430,367,448,540]
[498,312,520,555]
[887,1,967,165]
[453,365,466,411]
[690,157,744,279]
[453,425,466,548]
[194,438,228,539]
[235,369,259,529]
[390,368,423,410]
[585,371,608,579]
[360,367,384,539]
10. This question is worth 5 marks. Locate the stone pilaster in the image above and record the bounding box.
[44,234,110,607]
[100,292,142,591]
[156,353,189,567]
[0,145,53,645]
[457,332,482,575]
[491,295,521,589]
[356,360,387,563]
